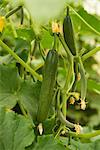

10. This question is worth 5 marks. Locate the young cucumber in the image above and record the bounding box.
[37,49,58,123]
[63,7,76,55]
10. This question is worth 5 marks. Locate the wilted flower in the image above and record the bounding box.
[80,99,87,110]
[38,123,43,135]
[77,72,81,81]
[74,123,83,134]
[69,96,75,104]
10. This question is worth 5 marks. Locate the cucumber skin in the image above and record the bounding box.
[37,50,58,123]
[63,14,76,56]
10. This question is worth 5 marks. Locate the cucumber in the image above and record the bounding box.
[37,49,58,123]
[63,7,76,55]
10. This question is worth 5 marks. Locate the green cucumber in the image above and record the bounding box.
[37,49,58,123]
[63,7,76,55]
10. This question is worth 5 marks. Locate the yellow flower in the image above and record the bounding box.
[0,16,5,32]
[52,21,62,33]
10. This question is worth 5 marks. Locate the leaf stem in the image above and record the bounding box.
[0,40,42,81]
[82,46,100,61]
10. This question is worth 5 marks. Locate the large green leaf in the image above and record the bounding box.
[33,135,67,150]
[16,27,35,42]
[0,107,35,150]
[18,80,41,120]
[0,65,20,108]
[0,65,41,120]
[60,137,100,150]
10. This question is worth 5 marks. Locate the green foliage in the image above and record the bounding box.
[0,65,41,120]
[60,137,100,150]
[71,7,100,36]
[0,107,35,150]
[33,135,67,150]
[0,0,100,149]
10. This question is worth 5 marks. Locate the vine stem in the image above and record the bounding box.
[82,46,100,61]
[20,7,24,25]
[58,33,74,118]
[0,40,42,81]
[69,130,100,139]
[58,110,74,128]
[67,4,100,36]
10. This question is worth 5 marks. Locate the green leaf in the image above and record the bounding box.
[71,7,100,36]
[16,27,35,42]
[0,65,20,108]
[87,79,100,94]
[18,80,41,120]
[0,54,13,64]
[60,137,100,150]
[33,135,67,150]
[14,38,30,62]
[0,65,41,120]
[43,117,56,134]
[94,139,100,150]
[0,106,35,150]
[78,8,100,33]
[41,30,53,49]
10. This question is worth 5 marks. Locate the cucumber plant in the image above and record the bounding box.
[0,2,100,150]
